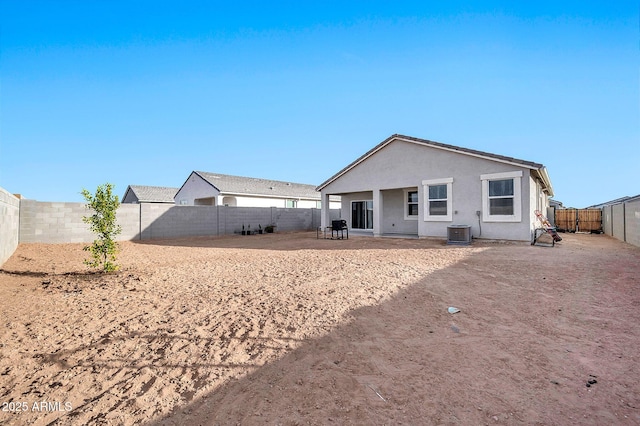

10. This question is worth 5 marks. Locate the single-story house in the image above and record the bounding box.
[549,199,564,209]
[317,134,554,241]
[585,195,640,209]
[122,185,179,204]
[175,171,341,208]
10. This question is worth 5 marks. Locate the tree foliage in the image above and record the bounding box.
[81,183,122,272]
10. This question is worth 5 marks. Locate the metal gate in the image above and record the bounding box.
[555,208,602,233]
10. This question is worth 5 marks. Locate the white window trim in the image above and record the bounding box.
[422,178,453,222]
[404,189,419,220]
[480,171,522,222]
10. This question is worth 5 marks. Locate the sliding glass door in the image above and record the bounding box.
[351,201,373,229]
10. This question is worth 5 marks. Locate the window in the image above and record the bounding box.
[481,171,522,222]
[422,178,453,221]
[351,200,373,229]
[405,190,418,220]
[428,185,448,215]
[286,199,298,208]
[488,179,514,215]
[316,201,322,209]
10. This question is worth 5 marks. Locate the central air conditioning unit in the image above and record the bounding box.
[447,225,472,245]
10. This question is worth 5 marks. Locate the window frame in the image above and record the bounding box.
[404,189,419,220]
[351,200,374,229]
[422,178,453,222]
[481,171,522,222]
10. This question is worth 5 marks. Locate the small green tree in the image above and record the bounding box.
[81,183,122,272]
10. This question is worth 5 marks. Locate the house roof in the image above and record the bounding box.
[585,194,640,209]
[549,199,564,208]
[123,185,178,203]
[193,171,335,200]
[317,134,551,194]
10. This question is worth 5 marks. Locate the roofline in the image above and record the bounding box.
[585,194,640,208]
[123,185,179,203]
[122,185,134,201]
[533,166,554,198]
[193,171,222,192]
[175,171,220,196]
[196,170,316,190]
[317,134,545,191]
[220,191,321,201]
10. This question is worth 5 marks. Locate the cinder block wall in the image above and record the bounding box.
[141,204,219,239]
[0,187,20,266]
[19,200,88,243]
[220,206,273,235]
[623,200,640,247]
[272,208,312,232]
[19,201,140,243]
[601,201,640,248]
[118,204,143,240]
[611,204,625,242]
[602,205,613,236]
[17,200,343,243]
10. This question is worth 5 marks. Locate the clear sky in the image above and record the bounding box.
[1,1,637,207]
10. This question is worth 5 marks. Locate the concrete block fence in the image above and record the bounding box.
[0,188,20,266]
[0,185,343,265]
[19,202,341,244]
[602,198,640,248]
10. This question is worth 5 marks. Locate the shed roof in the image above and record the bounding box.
[317,134,549,192]
[194,171,334,200]
[123,185,178,203]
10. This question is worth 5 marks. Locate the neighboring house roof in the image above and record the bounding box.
[549,199,564,208]
[191,171,339,200]
[122,185,178,203]
[316,134,553,196]
[586,194,640,209]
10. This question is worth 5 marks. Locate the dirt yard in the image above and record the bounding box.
[0,232,638,425]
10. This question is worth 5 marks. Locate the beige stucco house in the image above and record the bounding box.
[175,171,341,209]
[317,134,554,241]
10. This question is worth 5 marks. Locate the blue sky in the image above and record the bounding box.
[1,1,637,207]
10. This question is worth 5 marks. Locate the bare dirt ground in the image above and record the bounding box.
[0,231,639,425]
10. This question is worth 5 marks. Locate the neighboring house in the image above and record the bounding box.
[175,171,341,208]
[122,185,179,204]
[317,134,554,241]
[549,199,564,209]
[546,199,564,227]
[585,195,640,209]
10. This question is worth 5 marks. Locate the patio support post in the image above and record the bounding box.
[373,188,383,237]
[320,192,331,230]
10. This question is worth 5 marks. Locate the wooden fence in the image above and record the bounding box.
[555,209,602,233]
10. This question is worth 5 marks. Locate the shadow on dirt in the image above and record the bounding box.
[138,234,639,425]
[18,233,638,425]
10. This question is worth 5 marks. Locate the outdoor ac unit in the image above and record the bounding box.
[447,225,472,245]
